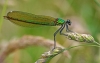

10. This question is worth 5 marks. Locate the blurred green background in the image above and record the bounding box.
[0,0,100,63]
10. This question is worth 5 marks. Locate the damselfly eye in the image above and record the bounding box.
[66,19,71,25]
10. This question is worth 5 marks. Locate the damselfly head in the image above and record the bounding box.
[66,19,71,25]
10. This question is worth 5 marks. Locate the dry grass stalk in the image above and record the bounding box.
[0,35,70,63]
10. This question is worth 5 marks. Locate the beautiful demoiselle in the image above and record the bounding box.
[4,11,71,49]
